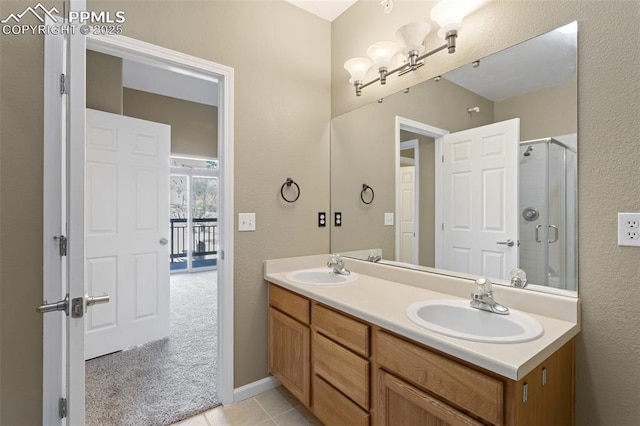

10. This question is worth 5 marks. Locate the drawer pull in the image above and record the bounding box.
[523,383,528,404]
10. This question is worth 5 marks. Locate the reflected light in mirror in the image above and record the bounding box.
[430,0,488,37]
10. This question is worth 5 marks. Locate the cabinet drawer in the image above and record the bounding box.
[313,303,370,357]
[378,369,483,426]
[313,374,369,426]
[376,331,504,425]
[313,332,370,410]
[269,283,309,325]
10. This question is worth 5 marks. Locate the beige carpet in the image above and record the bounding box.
[85,270,219,425]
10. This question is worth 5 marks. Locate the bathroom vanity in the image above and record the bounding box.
[265,255,580,426]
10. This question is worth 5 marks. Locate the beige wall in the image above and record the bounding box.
[332,1,640,424]
[416,135,435,267]
[331,77,493,258]
[123,88,218,158]
[86,50,218,157]
[0,2,60,424]
[86,50,123,114]
[1,1,639,424]
[495,78,578,141]
[0,1,330,423]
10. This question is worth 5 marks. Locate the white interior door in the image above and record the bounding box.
[440,119,520,279]
[84,109,171,360]
[399,166,416,263]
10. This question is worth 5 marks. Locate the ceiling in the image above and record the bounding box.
[285,0,357,21]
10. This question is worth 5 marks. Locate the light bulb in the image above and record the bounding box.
[366,41,398,70]
[395,22,432,55]
[344,57,372,83]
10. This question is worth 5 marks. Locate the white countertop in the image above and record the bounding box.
[265,255,581,381]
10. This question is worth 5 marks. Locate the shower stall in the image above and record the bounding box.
[519,136,577,291]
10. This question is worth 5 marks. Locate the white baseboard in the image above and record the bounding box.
[232,376,281,404]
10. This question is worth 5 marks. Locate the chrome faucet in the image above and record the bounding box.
[470,278,509,315]
[510,268,528,288]
[327,254,351,275]
[367,251,382,263]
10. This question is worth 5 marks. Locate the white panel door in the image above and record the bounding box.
[441,119,519,279]
[399,166,416,263]
[85,109,170,360]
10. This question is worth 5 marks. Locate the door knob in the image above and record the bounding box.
[36,295,70,315]
[159,238,168,245]
[496,239,515,247]
[85,294,110,313]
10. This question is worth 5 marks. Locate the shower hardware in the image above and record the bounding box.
[522,207,539,221]
[523,146,534,156]
[535,224,559,243]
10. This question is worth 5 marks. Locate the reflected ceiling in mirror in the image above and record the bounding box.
[330,22,578,296]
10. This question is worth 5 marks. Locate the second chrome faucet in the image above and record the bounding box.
[470,277,509,315]
[327,254,351,275]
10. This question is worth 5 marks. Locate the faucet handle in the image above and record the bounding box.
[510,268,528,288]
[475,277,493,294]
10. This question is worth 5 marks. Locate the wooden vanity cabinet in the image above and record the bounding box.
[268,284,311,407]
[268,283,575,426]
[375,329,575,426]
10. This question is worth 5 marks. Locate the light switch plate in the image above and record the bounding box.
[238,213,256,231]
[384,212,394,226]
[618,212,640,246]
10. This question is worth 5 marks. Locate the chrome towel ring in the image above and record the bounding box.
[280,178,300,203]
[361,184,374,205]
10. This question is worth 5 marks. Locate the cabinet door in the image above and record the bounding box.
[269,307,310,407]
[377,370,483,426]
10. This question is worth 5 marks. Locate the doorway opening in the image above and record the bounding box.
[82,51,221,424]
[42,29,234,425]
[395,116,448,266]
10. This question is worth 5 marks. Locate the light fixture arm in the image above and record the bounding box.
[352,30,458,96]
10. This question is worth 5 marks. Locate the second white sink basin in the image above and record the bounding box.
[406,299,543,343]
[285,268,359,286]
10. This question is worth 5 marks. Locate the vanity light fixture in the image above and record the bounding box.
[344,0,486,96]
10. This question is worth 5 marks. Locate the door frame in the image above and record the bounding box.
[43,28,235,424]
[394,116,448,265]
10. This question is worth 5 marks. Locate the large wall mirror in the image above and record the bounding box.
[330,22,578,296]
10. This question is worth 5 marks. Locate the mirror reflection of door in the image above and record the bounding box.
[439,118,520,280]
[399,141,418,264]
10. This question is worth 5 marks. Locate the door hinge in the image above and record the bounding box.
[60,73,67,95]
[59,397,67,419]
[220,250,224,260]
[54,235,67,256]
[442,154,444,163]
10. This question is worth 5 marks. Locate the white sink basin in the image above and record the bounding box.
[406,299,543,343]
[285,268,359,286]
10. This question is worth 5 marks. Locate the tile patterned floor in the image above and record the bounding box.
[172,386,322,426]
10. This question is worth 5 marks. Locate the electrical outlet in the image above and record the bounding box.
[318,212,326,227]
[618,213,640,246]
[334,212,342,227]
